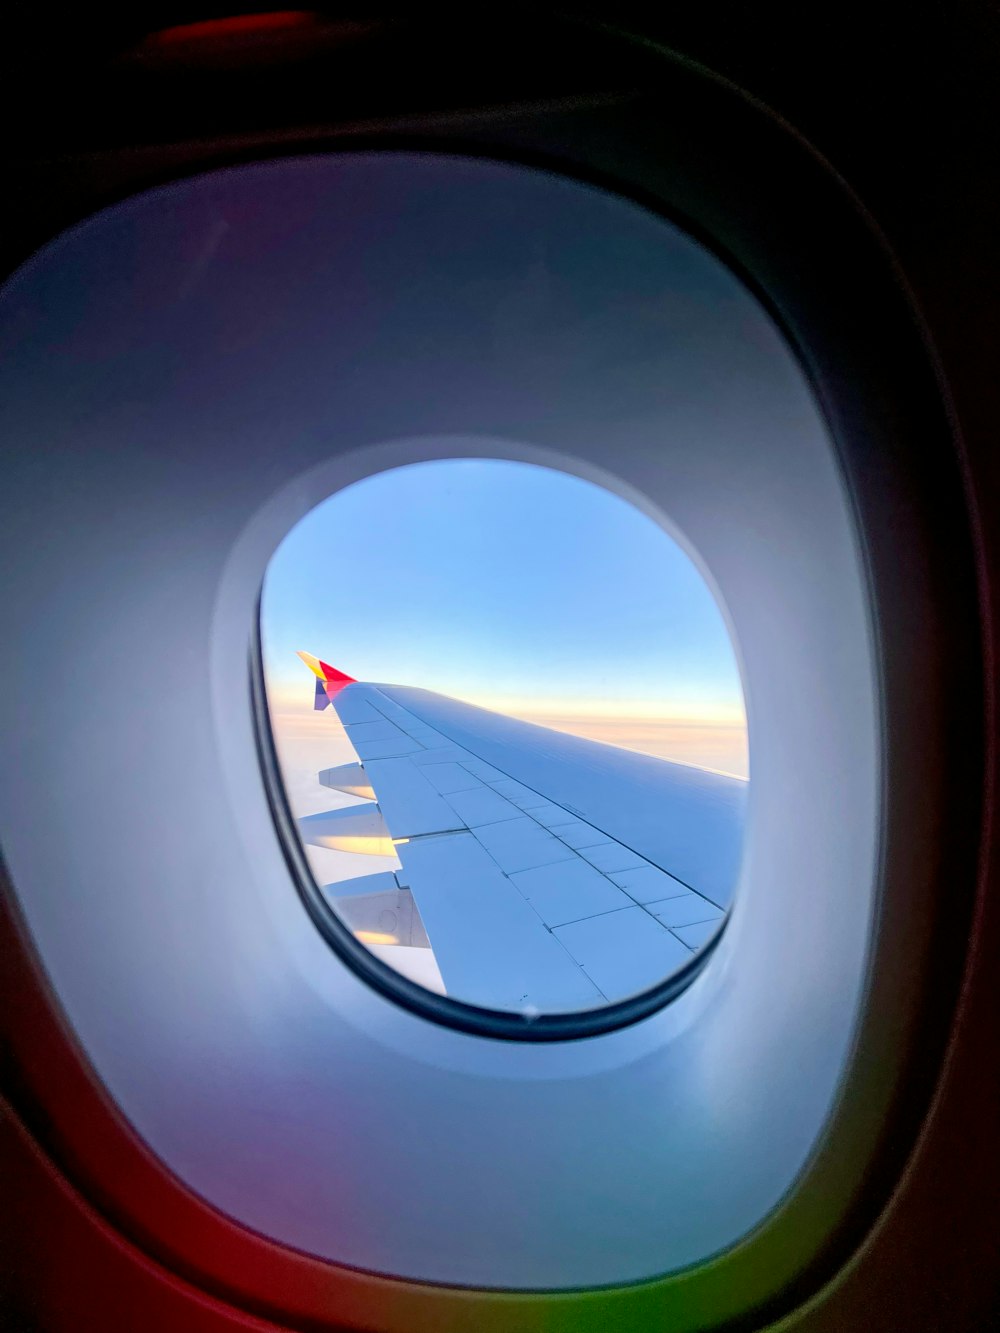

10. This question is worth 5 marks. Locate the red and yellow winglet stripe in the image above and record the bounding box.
[297,651,356,707]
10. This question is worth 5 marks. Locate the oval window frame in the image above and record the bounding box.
[251,451,740,1040]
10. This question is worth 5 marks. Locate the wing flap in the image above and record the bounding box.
[397,832,606,1011]
[361,757,465,839]
[553,908,694,1003]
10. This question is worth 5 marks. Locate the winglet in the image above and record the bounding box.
[297,651,356,709]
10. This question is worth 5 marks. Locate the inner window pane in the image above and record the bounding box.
[260,458,747,1014]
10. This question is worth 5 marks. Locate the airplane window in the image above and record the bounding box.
[260,458,747,1017]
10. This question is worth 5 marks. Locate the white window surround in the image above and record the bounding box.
[0,153,878,1288]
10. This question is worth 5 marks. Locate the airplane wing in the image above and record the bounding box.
[295,652,746,1010]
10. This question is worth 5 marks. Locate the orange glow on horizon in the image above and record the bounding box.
[265,687,749,779]
[266,683,745,727]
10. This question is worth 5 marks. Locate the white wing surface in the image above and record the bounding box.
[294,655,745,1011]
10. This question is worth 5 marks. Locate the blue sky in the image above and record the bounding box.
[261,458,745,727]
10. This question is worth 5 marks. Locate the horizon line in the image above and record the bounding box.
[265,683,746,728]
